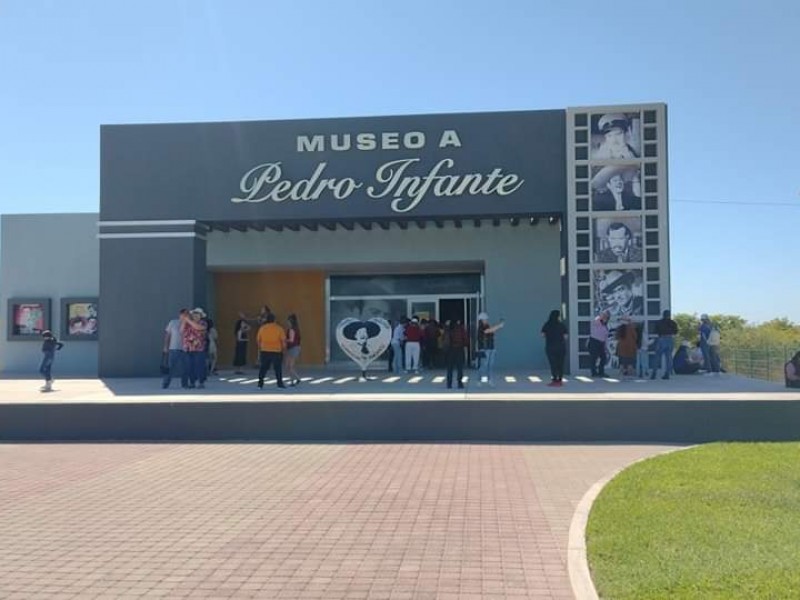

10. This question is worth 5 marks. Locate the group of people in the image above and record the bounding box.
[163,305,302,390]
[388,317,451,373]
[587,310,724,380]
[388,313,509,388]
[162,307,219,389]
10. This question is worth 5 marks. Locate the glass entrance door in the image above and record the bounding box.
[408,298,437,321]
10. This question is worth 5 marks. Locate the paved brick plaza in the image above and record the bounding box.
[0,443,675,599]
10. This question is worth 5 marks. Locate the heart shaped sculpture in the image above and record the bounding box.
[335,317,392,371]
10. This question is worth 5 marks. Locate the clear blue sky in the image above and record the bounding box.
[1,1,798,322]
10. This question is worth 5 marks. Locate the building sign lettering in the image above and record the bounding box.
[231,129,524,213]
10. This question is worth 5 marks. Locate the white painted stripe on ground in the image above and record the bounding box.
[240,379,259,384]
[227,378,246,383]
[432,376,445,383]
[575,376,593,382]
[505,376,517,383]
[408,377,423,383]
[334,377,355,384]
[602,377,620,383]
[528,376,542,383]
[310,377,334,385]
[383,376,401,383]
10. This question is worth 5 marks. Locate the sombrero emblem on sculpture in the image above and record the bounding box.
[336,318,391,371]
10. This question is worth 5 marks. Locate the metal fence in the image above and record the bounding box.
[720,345,795,383]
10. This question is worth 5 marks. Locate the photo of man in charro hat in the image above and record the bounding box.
[591,165,642,211]
[594,269,644,322]
[591,112,641,160]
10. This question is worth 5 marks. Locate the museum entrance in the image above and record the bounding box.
[327,272,482,366]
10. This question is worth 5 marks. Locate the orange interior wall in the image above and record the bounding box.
[213,271,326,367]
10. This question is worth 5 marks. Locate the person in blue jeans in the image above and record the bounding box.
[698,314,712,371]
[651,309,678,380]
[477,312,505,386]
[162,308,189,389]
[39,330,64,392]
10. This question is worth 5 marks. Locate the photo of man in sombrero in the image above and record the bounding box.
[595,270,644,322]
[591,165,642,211]
[343,321,382,356]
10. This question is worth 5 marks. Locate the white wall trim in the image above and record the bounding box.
[97,232,205,240]
[97,220,197,227]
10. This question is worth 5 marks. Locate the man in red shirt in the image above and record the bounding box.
[404,317,422,373]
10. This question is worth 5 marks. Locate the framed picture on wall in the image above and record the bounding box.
[61,297,99,340]
[7,298,51,341]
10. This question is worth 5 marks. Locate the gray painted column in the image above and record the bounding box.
[99,229,207,377]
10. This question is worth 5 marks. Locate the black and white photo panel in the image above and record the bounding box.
[590,112,642,160]
[591,164,642,211]
[593,216,643,264]
[593,268,644,328]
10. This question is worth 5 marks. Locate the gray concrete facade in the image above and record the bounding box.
[0,213,99,375]
[0,105,668,377]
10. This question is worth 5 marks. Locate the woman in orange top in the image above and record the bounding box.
[256,313,286,389]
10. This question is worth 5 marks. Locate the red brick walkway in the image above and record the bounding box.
[0,444,673,599]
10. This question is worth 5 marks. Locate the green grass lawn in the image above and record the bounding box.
[586,443,800,599]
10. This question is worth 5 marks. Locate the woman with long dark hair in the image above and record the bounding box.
[541,309,567,387]
[233,312,250,375]
[284,313,302,386]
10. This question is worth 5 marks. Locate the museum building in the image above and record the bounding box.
[0,103,670,377]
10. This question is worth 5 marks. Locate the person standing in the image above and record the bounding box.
[162,308,189,389]
[444,319,468,389]
[615,316,638,378]
[707,322,722,375]
[233,312,250,375]
[651,309,678,380]
[588,311,610,377]
[257,313,286,389]
[182,308,208,389]
[541,310,568,387]
[284,313,302,386]
[404,317,423,374]
[39,330,64,392]
[477,312,505,386]
[206,317,219,376]
[698,314,712,371]
[391,318,406,374]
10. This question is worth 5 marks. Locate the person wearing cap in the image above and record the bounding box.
[181,308,208,389]
[651,309,678,380]
[592,166,642,211]
[404,316,423,373]
[592,113,640,160]
[476,312,505,386]
[601,270,643,319]
[39,330,64,392]
[596,222,643,263]
[588,310,610,377]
